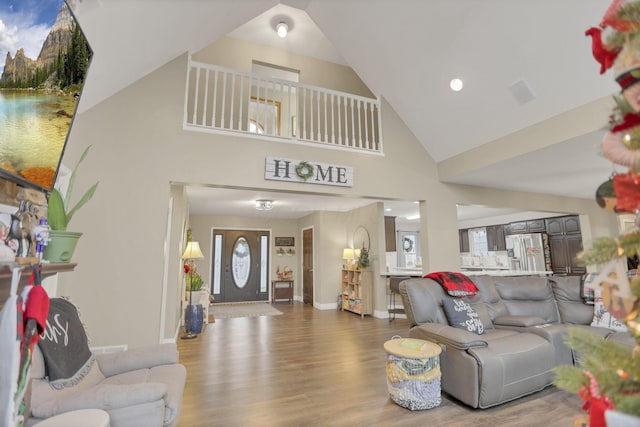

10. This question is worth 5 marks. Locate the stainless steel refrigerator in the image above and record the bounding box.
[505,233,552,272]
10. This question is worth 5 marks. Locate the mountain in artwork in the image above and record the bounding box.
[0,3,90,90]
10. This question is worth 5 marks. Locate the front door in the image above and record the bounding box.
[212,229,269,303]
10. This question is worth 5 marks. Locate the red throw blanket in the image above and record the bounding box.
[424,272,478,297]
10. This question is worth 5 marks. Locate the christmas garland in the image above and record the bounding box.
[578,230,640,265]
[295,161,314,181]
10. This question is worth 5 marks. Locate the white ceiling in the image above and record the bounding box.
[68,0,617,221]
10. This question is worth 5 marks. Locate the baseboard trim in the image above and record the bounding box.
[91,345,128,354]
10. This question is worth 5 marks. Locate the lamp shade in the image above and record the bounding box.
[342,248,355,260]
[182,241,204,260]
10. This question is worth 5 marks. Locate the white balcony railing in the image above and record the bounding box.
[183,59,383,154]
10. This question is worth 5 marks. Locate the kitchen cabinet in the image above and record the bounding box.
[505,219,546,235]
[546,216,583,275]
[549,234,585,275]
[459,229,469,253]
[526,219,546,232]
[545,216,581,235]
[486,225,506,251]
[505,221,527,235]
[385,216,396,252]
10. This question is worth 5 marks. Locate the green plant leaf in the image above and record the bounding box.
[47,145,98,232]
[64,145,92,209]
[47,189,68,231]
[65,182,99,226]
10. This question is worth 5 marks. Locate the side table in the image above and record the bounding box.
[271,279,293,303]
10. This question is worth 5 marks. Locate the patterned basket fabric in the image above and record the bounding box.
[386,354,442,410]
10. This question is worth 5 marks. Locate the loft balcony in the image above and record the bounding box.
[183,58,383,154]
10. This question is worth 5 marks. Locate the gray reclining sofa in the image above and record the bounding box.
[399,274,634,409]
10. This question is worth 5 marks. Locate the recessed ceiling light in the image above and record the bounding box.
[406,214,420,220]
[385,208,392,212]
[450,78,463,92]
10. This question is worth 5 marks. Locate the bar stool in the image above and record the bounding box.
[388,276,409,321]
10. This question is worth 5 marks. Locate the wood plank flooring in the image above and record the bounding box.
[177,302,584,426]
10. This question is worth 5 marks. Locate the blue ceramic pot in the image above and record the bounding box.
[185,304,203,334]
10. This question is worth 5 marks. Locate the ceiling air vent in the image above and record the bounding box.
[508,79,536,105]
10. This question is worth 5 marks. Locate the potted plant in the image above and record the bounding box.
[185,267,204,293]
[358,246,370,269]
[44,146,99,262]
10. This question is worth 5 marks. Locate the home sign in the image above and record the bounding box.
[265,156,353,187]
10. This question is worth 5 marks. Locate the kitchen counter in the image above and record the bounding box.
[461,270,553,277]
[381,269,423,277]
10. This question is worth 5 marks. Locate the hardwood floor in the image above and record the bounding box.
[177,302,584,426]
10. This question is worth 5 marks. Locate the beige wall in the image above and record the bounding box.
[56,38,617,348]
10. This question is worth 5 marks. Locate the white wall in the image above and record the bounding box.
[56,38,618,348]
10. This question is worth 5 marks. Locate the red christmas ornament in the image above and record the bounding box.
[613,172,640,213]
[586,27,620,74]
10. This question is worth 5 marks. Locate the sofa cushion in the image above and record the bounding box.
[467,332,556,408]
[31,383,167,419]
[494,315,547,327]
[550,276,594,325]
[400,278,493,329]
[493,276,560,323]
[606,331,635,347]
[470,275,509,321]
[442,299,484,334]
[591,288,628,332]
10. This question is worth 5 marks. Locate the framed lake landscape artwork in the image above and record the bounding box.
[0,0,91,192]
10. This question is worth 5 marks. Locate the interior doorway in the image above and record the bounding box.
[211,229,270,303]
[303,227,314,304]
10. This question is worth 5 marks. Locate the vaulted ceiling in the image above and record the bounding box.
[68,0,618,218]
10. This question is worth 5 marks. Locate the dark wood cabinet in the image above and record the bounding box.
[459,229,469,253]
[546,216,583,275]
[505,221,527,235]
[526,219,546,233]
[545,216,581,235]
[384,216,396,252]
[549,234,585,275]
[506,219,546,235]
[486,225,506,251]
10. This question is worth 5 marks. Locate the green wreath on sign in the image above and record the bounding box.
[295,161,314,181]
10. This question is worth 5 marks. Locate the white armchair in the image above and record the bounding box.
[25,299,186,427]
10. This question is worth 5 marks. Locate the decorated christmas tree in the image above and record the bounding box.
[553,1,640,423]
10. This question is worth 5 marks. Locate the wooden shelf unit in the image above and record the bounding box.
[340,269,372,317]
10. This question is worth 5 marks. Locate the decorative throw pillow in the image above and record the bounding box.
[581,273,597,305]
[38,298,94,389]
[442,299,484,334]
[590,288,628,332]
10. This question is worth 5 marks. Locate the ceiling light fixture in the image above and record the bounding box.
[450,78,464,92]
[406,214,420,220]
[276,22,288,38]
[255,199,274,210]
